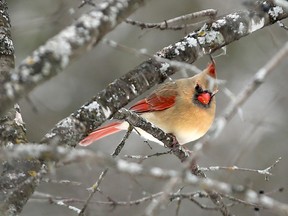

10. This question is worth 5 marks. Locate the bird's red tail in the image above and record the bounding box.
[79,122,122,146]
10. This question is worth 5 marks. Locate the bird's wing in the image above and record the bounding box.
[130,82,178,113]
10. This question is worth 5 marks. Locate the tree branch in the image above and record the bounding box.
[2,144,288,215]
[0,1,42,215]
[0,0,149,116]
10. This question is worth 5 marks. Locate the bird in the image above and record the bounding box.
[79,63,218,146]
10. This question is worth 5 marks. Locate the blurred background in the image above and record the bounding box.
[8,0,288,215]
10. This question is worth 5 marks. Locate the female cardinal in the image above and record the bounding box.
[79,63,217,146]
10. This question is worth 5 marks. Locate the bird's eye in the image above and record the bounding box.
[195,83,203,93]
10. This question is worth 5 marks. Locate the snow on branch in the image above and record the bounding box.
[0,0,148,116]
[1,144,288,215]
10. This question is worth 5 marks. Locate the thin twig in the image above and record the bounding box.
[144,177,180,216]
[32,190,164,205]
[79,127,133,215]
[124,150,172,162]
[262,187,285,195]
[41,178,82,186]
[6,144,288,215]
[112,124,133,156]
[220,193,261,208]
[175,198,182,216]
[125,9,217,30]
[79,169,107,215]
[262,157,282,181]
[199,157,282,180]
[49,198,82,214]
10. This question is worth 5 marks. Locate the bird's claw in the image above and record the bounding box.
[165,133,192,161]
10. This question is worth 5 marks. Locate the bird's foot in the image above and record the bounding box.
[166,133,190,153]
[166,133,192,161]
[166,133,179,149]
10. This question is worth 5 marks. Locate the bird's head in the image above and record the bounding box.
[192,63,218,108]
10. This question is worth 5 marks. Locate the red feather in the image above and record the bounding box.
[207,63,216,78]
[130,92,176,113]
[79,122,122,146]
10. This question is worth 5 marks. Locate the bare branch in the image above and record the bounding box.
[125,9,217,30]
[112,125,133,156]
[31,191,165,206]
[49,199,82,214]
[199,157,282,179]
[144,177,179,216]
[79,124,133,215]
[124,150,172,162]
[79,169,108,215]
[2,144,288,215]
[41,178,82,186]
[261,157,282,181]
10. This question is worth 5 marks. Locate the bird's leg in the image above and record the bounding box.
[166,133,192,158]
[165,133,179,149]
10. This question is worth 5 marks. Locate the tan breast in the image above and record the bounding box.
[141,103,215,145]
